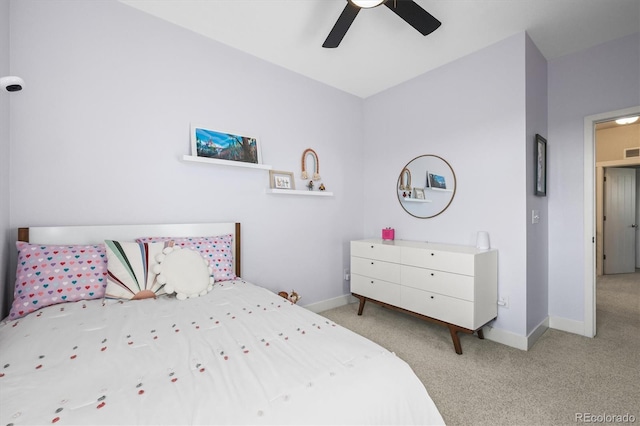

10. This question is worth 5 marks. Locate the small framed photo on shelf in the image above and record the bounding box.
[269,170,295,190]
[413,188,425,199]
[428,173,447,189]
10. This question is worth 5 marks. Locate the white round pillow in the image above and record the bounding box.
[153,245,214,300]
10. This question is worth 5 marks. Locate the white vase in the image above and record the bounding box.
[476,231,490,249]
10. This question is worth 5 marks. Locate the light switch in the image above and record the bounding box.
[532,210,540,224]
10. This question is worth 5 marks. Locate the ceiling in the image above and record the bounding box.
[119,0,640,98]
[596,120,639,130]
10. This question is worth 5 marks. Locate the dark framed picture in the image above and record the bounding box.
[191,123,261,165]
[534,134,547,196]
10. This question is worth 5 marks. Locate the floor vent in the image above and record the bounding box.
[624,147,640,159]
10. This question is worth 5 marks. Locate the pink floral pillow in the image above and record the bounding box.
[136,234,237,282]
[9,242,108,320]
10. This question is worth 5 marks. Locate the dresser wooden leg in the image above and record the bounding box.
[351,293,490,355]
[357,296,366,316]
[448,325,463,355]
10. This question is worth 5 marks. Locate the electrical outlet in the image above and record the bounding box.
[344,269,350,281]
[532,210,540,224]
[498,296,509,308]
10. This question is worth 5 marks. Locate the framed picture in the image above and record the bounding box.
[413,188,425,199]
[534,134,547,196]
[428,173,447,189]
[269,170,295,190]
[191,124,261,165]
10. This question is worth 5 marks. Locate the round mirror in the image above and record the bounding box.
[397,155,456,218]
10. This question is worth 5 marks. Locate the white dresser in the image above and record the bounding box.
[350,238,498,354]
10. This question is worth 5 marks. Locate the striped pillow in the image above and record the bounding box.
[104,240,166,300]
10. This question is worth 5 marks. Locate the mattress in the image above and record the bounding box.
[0,279,445,425]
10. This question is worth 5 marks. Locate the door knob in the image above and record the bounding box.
[632,224,637,228]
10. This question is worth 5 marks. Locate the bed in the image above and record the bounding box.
[0,222,445,425]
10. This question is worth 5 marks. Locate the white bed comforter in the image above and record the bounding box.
[0,280,444,425]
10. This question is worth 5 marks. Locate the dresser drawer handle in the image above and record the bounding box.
[371,245,374,249]
[430,296,435,299]
[430,273,434,276]
[430,253,435,256]
[371,262,374,265]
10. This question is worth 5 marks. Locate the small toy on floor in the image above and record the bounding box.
[278,290,301,304]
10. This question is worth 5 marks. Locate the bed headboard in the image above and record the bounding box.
[17,222,241,277]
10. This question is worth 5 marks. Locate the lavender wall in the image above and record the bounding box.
[525,35,548,334]
[6,0,638,343]
[6,0,365,317]
[548,32,640,323]
[0,0,11,316]
[362,33,529,336]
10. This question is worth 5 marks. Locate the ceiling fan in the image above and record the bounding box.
[323,0,441,48]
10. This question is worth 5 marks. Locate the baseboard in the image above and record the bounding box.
[302,294,356,313]
[527,317,549,349]
[482,325,529,350]
[549,315,586,336]
[480,317,587,350]
[304,295,560,351]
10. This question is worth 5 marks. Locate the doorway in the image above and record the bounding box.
[602,167,638,274]
[595,120,640,275]
[584,105,640,338]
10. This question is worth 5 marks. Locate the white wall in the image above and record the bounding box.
[548,32,640,324]
[362,33,529,336]
[0,0,10,315]
[6,0,639,344]
[6,0,365,317]
[525,34,549,335]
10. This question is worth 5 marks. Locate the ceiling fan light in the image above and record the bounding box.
[615,116,639,125]
[351,0,385,8]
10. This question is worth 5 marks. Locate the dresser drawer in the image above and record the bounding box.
[401,246,474,275]
[351,274,401,306]
[351,256,400,283]
[401,265,474,301]
[401,286,474,329]
[351,240,401,263]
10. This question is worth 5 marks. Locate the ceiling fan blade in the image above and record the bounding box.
[384,0,441,36]
[323,2,361,48]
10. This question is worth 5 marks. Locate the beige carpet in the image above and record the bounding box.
[320,272,640,425]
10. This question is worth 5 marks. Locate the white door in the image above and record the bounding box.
[637,170,640,268]
[603,167,637,274]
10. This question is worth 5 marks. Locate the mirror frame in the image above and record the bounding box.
[397,154,457,219]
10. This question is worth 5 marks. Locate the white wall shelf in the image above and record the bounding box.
[402,198,432,203]
[266,188,334,197]
[427,187,453,192]
[182,155,272,170]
